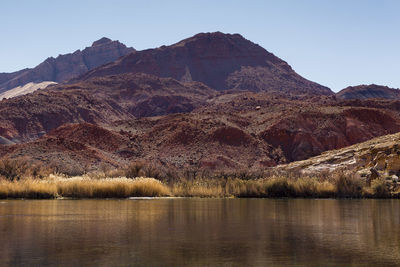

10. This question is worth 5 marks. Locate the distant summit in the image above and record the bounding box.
[80,32,333,95]
[92,37,112,46]
[337,84,400,100]
[0,38,135,94]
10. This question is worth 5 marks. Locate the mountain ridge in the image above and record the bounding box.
[78,32,333,95]
[337,84,400,100]
[1,32,399,174]
[0,37,135,93]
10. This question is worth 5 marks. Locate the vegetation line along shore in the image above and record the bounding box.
[0,159,398,199]
[0,175,396,199]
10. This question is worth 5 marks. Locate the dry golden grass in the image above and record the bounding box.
[0,179,57,199]
[0,169,397,199]
[57,177,170,198]
[171,178,226,197]
[0,176,170,199]
[170,176,336,198]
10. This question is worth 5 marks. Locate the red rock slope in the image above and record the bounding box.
[79,32,332,95]
[0,73,215,141]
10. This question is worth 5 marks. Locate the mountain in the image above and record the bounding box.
[1,32,399,175]
[337,84,400,100]
[0,37,135,94]
[79,32,332,95]
[0,69,29,85]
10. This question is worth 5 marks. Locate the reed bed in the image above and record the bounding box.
[0,176,171,199]
[0,159,398,198]
[170,177,337,198]
[170,174,399,198]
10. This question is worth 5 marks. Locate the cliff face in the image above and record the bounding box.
[0,38,135,93]
[337,84,400,100]
[80,32,333,95]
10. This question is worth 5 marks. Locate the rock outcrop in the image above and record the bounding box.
[277,132,400,180]
[0,81,57,99]
[0,38,134,93]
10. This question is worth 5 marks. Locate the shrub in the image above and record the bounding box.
[51,162,85,176]
[125,162,145,178]
[0,158,28,181]
[334,172,363,198]
[293,178,319,197]
[264,177,295,197]
[143,164,161,179]
[371,179,390,198]
[28,163,53,179]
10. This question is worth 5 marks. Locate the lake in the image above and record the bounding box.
[0,199,399,266]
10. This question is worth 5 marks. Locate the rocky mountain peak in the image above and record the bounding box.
[0,38,135,94]
[172,32,247,46]
[80,32,333,95]
[92,37,113,46]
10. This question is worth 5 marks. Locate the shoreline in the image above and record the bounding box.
[2,196,400,200]
[0,174,399,199]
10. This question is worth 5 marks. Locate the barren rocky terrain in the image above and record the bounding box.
[278,132,400,187]
[0,32,399,176]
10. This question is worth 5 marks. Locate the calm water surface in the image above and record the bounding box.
[0,199,399,266]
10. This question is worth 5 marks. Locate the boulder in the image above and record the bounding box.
[373,152,386,170]
[367,167,380,186]
[386,154,400,174]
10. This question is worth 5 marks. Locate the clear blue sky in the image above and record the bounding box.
[1,0,399,92]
